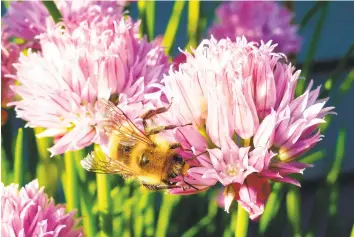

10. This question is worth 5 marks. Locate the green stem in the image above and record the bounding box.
[187,0,200,49]
[137,0,147,38]
[327,129,346,185]
[145,0,155,41]
[42,0,62,23]
[74,149,86,182]
[97,173,112,237]
[296,2,328,95]
[162,0,186,55]
[14,128,24,186]
[259,183,284,235]
[235,204,249,237]
[300,2,325,28]
[351,224,354,237]
[1,144,10,185]
[156,194,180,237]
[286,187,302,237]
[339,69,354,94]
[305,129,346,237]
[80,186,97,237]
[144,194,156,237]
[34,127,52,160]
[181,201,218,237]
[300,150,326,164]
[321,44,354,98]
[64,151,80,212]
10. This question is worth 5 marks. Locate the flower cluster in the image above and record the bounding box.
[3,0,126,50]
[1,180,82,237]
[3,0,333,222]
[1,0,127,125]
[10,17,169,156]
[161,37,333,219]
[1,29,20,108]
[1,29,21,125]
[208,1,301,55]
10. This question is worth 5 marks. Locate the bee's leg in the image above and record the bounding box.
[142,183,177,191]
[146,123,191,136]
[182,176,199,191]
[141,100,173,129]
[169,143,182,150]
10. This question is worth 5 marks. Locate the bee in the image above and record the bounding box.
[81,99,197,191]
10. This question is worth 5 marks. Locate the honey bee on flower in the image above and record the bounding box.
[81,99,199,191]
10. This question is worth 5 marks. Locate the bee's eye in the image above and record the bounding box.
[173,155,183,163]
[139,154,149,166]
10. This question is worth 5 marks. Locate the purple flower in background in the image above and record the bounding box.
[161,37,333,220]
[208,1,301,54]
[10,17,169,156]
[2,0,126,50]
[1,29,20,108]
[1,180,82,237]
[1,28,21,125]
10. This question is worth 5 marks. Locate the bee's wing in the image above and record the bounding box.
[81,151,137,177]
[98,99,153,146]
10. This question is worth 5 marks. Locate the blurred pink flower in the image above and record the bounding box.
[10,17,169,156]
[208,1,301,54]
[1,180,82,237]
[165,37,333,220]
[3,0,125,50]
[1,29,20,108]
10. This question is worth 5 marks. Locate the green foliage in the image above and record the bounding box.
[235,204,249,237]
[286,187,302,237]
[14,128,24,187]
[186,0,200,49]
[296,2,329,95]
[162,0,186,55]
[42,0,62,23]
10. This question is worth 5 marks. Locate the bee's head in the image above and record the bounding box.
[165,153,187,180]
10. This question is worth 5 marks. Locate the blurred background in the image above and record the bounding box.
[1,1,354,237]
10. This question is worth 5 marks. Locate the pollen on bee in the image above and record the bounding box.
[138,175,161,185]
[181,162,190,176]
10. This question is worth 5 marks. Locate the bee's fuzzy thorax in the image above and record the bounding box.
[150,135,172,153]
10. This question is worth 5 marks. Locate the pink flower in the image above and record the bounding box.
[208,1,301,54]
[232,175,271,220]
[172,53,187,71]
[3,1,49,44]
[1,29,20,108]
[10,17,169,156]
[164,37,333,220]
[1,180,82,237]
[3,0,125,50]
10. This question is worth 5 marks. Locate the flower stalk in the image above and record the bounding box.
[64,151,80,213]
[14,128,24,187]
[286,187,302,237]
[187,0,200,49]
[95,145,112,237]
[235,204,249,237]
[162,0,186,55]
[156,194,180,237]
[41,0,62,23]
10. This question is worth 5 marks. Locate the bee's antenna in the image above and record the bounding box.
[182,175,199,191]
